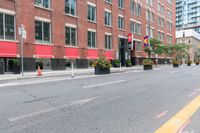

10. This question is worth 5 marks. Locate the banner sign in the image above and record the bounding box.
[144,35,149,47]
[128,33,132,43]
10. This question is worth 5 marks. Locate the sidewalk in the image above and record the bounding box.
[0,65,172,81]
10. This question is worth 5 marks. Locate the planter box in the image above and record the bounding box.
[187,64,191,66]
[126,64,132,67]
[13,66,20,74]
[113,64,120,68]
[95,67,110,75]
[196,63,199,65]
[0,62,4,75]
[173,64,179,68]
[143,65,153,70]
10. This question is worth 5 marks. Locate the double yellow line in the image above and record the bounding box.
[155,95,200,133]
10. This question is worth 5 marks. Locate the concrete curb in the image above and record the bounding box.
[0,65,173,82]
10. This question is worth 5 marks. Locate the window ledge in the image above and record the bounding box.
[87,47,98,50]
[88,20,97,24]
[34,42,53,46]
[105,1,112,5]
[65,45,79,48]
[0,39,18,43]
[105,49,114,51]
[105,25,112,28]
[35,5,51,11]
[118,29,125,31]
[118,7,125,10]
[65,14,77,18]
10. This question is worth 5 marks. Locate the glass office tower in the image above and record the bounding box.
[176,0,200,33]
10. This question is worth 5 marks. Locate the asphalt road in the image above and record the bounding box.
[0,65,200,133]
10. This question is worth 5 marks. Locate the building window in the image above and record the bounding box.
[0,13,15,40]
[146,9,150,21]
[146,26,154,38]
[130,0,135,14]
[167,35,172,44]
[105,10,112,26]
[135,41,142,51]
[87,4,96,22]
[130,20,141,35]
[35,0,50,8]
[118,16,124,30]
[35,20,51,43]
[105,0,112,3]
[167,0,172,4]
[167,10,172,19]
[88,30,96,48]
[105,34,112,49]
[130,1,141,16]
[146,0,154,6]
[158,16,164,27]
[157,3,164,14]
[157,31,164,41]
[65,0,76,16]
[167,21,172,31]
[65,27,77,46]
[118,0,124,9]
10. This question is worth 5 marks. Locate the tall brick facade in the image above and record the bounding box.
[0,0,176,72]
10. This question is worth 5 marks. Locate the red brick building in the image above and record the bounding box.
[0,0,176,72]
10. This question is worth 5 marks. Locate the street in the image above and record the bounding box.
[0,66,200,133]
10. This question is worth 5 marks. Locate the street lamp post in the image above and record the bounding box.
[18,24,26,77]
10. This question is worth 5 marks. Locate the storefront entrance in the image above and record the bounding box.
[36,59,52,70]
[119,38,128,66]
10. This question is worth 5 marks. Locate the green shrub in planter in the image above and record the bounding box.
[92,57,112,75]
[194,59,200,65]
[172,59,180,68]
[142,59,154,70]
[13,59,20,74]
[126,59,132,67]
[186,60,192,66]
[113,59,120,67]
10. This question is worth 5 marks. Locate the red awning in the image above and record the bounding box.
[105,51,114,60]
[87,49,98,59]
[66,47,79,59]
[35,45,53,58]
[0,41,17,57]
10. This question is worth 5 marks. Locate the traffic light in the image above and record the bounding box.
[128,42,132,50]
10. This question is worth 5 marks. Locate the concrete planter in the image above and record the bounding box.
[95,67,110,75]
[143,65,153,70]
[173,64,179,68]
[13,66,20,74]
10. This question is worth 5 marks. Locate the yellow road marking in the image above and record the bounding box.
[155,95,200,133]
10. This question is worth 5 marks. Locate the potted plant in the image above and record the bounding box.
[142,59,154,70]
[186,60,192,66]
[92,57,112,75]
[172,59,180,68]
[113,59,120,67]
[125,59,132,67]
[194,59,200,65]
[13,59,20,74]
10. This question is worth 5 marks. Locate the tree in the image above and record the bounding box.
[169,43,191,62]
[143,38,164,59]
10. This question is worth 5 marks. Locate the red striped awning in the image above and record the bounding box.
[0,41,17,57]
[35,44,53,58]
[66,47,79,59]
[87,49,98,59]
[105,51,114,60]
